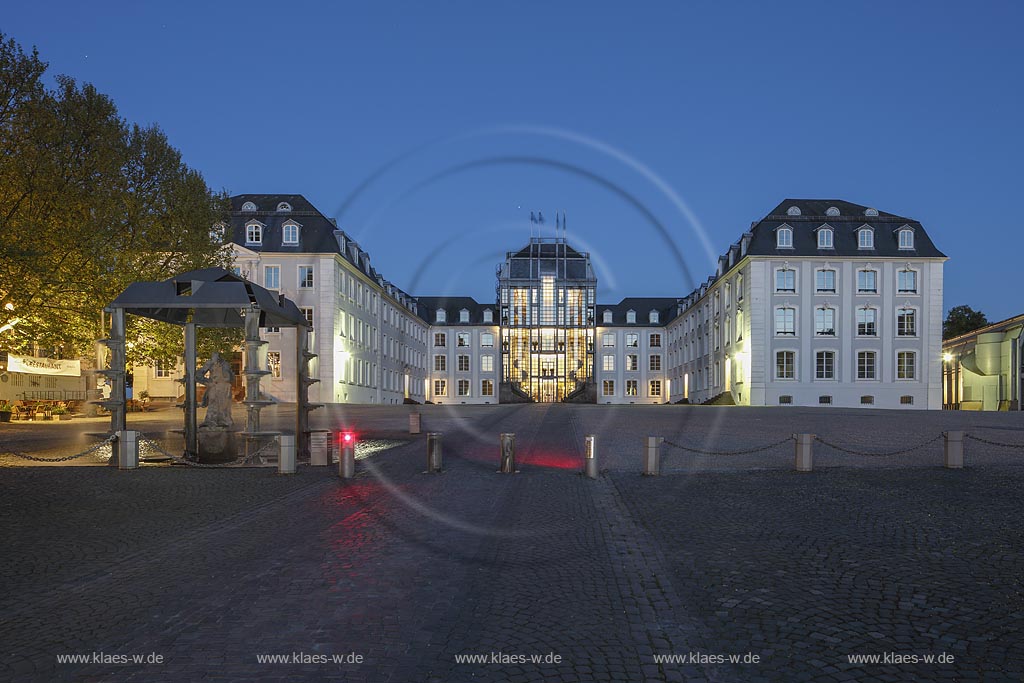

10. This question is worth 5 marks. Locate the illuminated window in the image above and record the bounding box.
[481,355,494,372]
[267,351,282,379]
[776,351,795,379]
[602,380,615,396]
[897,351,917,379]
[481,379,494,396]
[649,380,662,397]
[434,379,447,396]
[603,355,615,372]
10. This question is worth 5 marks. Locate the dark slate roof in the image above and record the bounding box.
[416,296,496,325]
[597,297,679,327]
[506,239,594,280]
[748,198,946,258]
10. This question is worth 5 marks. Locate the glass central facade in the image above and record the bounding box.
[497,237,596,401]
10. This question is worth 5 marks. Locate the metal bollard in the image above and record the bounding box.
[584,434,598,479]
[794,433,814,472]
[116,430,139,470]
[409,412,421,435]
[278,434,296,474]
[500,433,516,473]
[944,431,964,469]
[339,440,355,479]
[643,436,663,476]
[426,432,443,473]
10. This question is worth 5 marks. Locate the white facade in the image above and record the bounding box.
[425,320,501,405]
[594,324,669,404]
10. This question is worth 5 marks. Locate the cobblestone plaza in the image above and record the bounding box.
[2,404,1023,681]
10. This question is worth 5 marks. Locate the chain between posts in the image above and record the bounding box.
[813,434,943,457]
[662,435,795,457]
[963,433,1024,450]
[0,434,118,463]
[138,434,280,467]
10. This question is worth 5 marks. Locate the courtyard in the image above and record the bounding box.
[1,404,1022,682]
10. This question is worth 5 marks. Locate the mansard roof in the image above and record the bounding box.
[416,296,495,325]
[597,297,679,327]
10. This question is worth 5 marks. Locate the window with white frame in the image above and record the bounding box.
[898,269,917,293]
[817,227,834,249]
[776,351,795,379]
[241,201,257,212]
[737,274,744,301]
[816,269,836,293]
[301,307,314,330]
[434,379,447,396]
[602,380,615,397]
[625,333,639,348]
[898,228,914,249]
[897,307,917,336]
[897,351,917,379]
[777,226,793,248]
[815,307,836,336]
[775,307,796,336]
[298,266,314,288]
[459,309,469,323]
[603,310,612,324]
[481,332,494,347]
[457,355,470,372]
[626,354,638,371]
[857,308,877,336]
[776,268,796,292]
[154,360,172,378]
[649,380,662,397]
[626,380,638,396]
[736,309,744,341]
[857,351,876,380]
[267,352,282,379]
[603,333,615,347]
[649,310,659,324]
[264,265,280,290]
[434,355,446,372]
[457,379,470,396]
[858,227,874,249]
[649,355,661,371]
[481,355,494,372]
[649,333,662,347]
[283,223,299,244]
[481,379,494,396]
[626,310,636,324]
[603,355,615,372]
[246,222,263,245]
[436,309,446,323]
[816,350,835,380]
[434,333,446,347]
[457,332,470,347]
[483,309,493,323]
[857,269,877,293]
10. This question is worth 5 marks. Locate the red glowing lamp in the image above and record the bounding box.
[340,431,355,445]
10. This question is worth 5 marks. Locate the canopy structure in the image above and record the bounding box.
[103,268,320,461]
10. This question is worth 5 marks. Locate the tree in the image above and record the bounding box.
[0,32,231,366]
[943,305,989,340]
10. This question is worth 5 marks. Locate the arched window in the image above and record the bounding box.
[858,226,874,249]
[864,207,879,217]
[436,309,446,323]
[277,202,292,212]
[459,309,470,323]
[898,227,915,250]
[777,226,793,248]
[787,206,801,216]
[602,309,612,324]
[241,201,257,212]
[826,206,841,217]
[245,221,263,245]
[649,310,659,324]
[282,222,299,244]
[817,226,834,249]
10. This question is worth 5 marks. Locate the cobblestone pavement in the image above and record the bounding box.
[1,404,1022,681]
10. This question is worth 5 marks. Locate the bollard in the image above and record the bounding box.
[500,433,516,473]
[584,434,598,479]
[944,431,964,469]
[339,440,356,479]
[116,430,139,470]
[794,433,814,472]
[409,412,421,435]
[643,436,663,476]
[278,434,296,474]
[426,432,443,473]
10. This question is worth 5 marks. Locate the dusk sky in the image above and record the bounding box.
[6,1,1023,319]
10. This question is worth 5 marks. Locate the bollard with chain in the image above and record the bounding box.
[278,434,296,474]
[500,433,516,473]
[794,433,814,472]
[339,437,356,479]
[409,412,421,435]
[643,436,663,476]
[116,430,139,470]
[944,431,964,469]
[426,432,443,473]
[584,434,598,479]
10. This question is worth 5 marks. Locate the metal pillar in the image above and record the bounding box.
[500,433,516,473]
[643,436,662,476]
[339,441,355,478]
[116,430,139,470]
[278,434,296,474]
[183,322,198,458]
[794,433,814,472]
[584,434,598,479]
[108,307,127,435]
[944,431,964,469]
[426,432,442,473]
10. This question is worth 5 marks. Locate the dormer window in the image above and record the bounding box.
[209,222,226,242]
[777,226,793,249]
[826,206,841,217]
[649,310,659,324]
[857,226,874,249]
[817,226,834,249]
[602,309,612,324]
[787,206,801,216]
[626,310,636,324]
[245,221,263,245]
[898,227,915,250]
[864,207,879,217]
[483,309,493,323]
[436,309,446,323]
[459,309,470,323]
[277,202,292,212]
[282,222,300,245]
[241,201,257,212]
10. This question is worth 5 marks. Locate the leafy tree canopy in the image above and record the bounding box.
[943,305,989,340]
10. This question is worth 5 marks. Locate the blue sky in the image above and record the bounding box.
[5,1,1023,319]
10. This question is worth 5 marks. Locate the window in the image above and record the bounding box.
[434,333,446,347]
[283,223,299,244]
[483,309,493,323]
[826,206,841,216]
[626,380,638,396]
[857,351,877,380]
[787,206,801,216]
[779,395,793,405]
[857,308,877,336]
[898,269,917,294]
[897,351,917,380]
[737,274,744,301]
[603,380,615,397]
[602,310,612,324]
[154,361,172,378]
[603,355,615,372]
[457,379,470,396]
[775,268,795,292]
[481,332,494,347]
[900,395,914,405]
[898,228,914,249]
[266,351,282,379]
[858,228,874,249]
[301,307,314,330]
[436,309,446,323]
[649,310,660,324]
[459,309,469,323]
[649,333,662,347]
[777,226,793,248]
[264,265,280,290]
[434,379,447,396]
[481,379,494,396]
[434,355,446,372]
[602,333,615,347]
[816,269,836,293]
[776,351,795,379]
[817,227,834,249]
[626,354,638,371]
[457,332,470,347]
[481,355,494,372]
[626,310,636,324]
[649,355,662,371]
[857,269,877,293]
[649,380,662,397]
[815,307,835,336]
[861,395,875,405]
[897,308,917,337]
[457,355,470,372]
[241,201,258,212]
[819,395,833,405]
[246,222,263,245]
[277,202,292,212]
[298,266,314,288]
[625,333,639,348]
[775,307,796,336]
[816,351,835,380]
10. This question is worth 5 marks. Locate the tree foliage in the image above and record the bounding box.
[0,32,231,366]
[943,305,989,340]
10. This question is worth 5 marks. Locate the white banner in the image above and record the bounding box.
[8,355,81,377]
